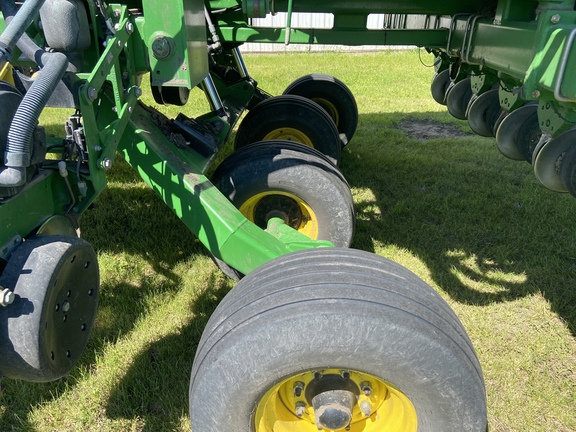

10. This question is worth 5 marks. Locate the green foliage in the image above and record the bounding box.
[1,50,575,431]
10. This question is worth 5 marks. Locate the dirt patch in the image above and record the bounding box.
[398,119,471,141]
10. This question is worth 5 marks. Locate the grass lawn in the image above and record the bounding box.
[1,50,575,431]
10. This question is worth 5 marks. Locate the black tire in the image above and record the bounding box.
[235,95,342,165]
[189,248,487,432]
[430,69,450,105]
[0,235,99,382]
[283,74,358,146]
[212,140,354,248]
[150,74,190,106]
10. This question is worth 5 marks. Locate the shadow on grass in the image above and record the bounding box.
[2,110,576,429]
[343,111,576,336]
[103,277,231,431]
[0,161,220,430]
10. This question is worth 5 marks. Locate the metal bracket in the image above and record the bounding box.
[446,13,472,54]
[463,14,482,64]
[553,27,576,102]
[0,235,22,262]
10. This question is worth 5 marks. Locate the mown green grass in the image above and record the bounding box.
[1,50,575,431]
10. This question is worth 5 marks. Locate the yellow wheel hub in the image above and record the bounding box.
[263,127,314,147]
[312,97,340,128]
[239,191,319,239]
[254,369,417,432]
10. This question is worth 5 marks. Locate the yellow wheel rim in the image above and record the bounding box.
[263,127,314,147]
[239,191,319,239]
[254,369,417,432]
[312,97,340,128]
[0,63,15,86]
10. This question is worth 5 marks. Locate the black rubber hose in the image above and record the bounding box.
[1,0,50,66]
[0,52,68,187]
[0,0,69,187]
[0,0,45,64]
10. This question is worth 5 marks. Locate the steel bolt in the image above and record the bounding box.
[341,370,351,380]
[152,36,172,59]
[86,86,97,101]
[135,87,142,98]
[295,401,306,418]
[114,23,120,32]
[551,14,561,24]
[532,89,541,99]
[126,22,134,34]
[360,401,372,417]
[1,288,15,306]
[360,381,372,396]
[100,158,113,170]
[293,381,305,397]
[113,8,121,17]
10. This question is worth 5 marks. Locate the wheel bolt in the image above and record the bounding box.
[360,381,372,396]
[360,400,372,417]
[295,401,306,418]
[293,381,304,397]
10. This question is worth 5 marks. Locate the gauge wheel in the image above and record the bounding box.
[189,248,487,432]
[0,235,99,382]
[235,95,342,165]
[283,74,358,146]
[212,140,354,248]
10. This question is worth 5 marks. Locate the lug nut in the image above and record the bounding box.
[295,401,306,418]
[360,381,372,396]
[360,400,372,417]
[293,381,304,397]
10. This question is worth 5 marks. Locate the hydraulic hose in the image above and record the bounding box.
[0,51,68,187]
[1,0,50,66]
[0,0,46,67]
[0,0,69,187]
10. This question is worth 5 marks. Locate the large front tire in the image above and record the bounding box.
[189,248,487,432]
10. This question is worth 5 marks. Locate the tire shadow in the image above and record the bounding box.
[342,111,576,336]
